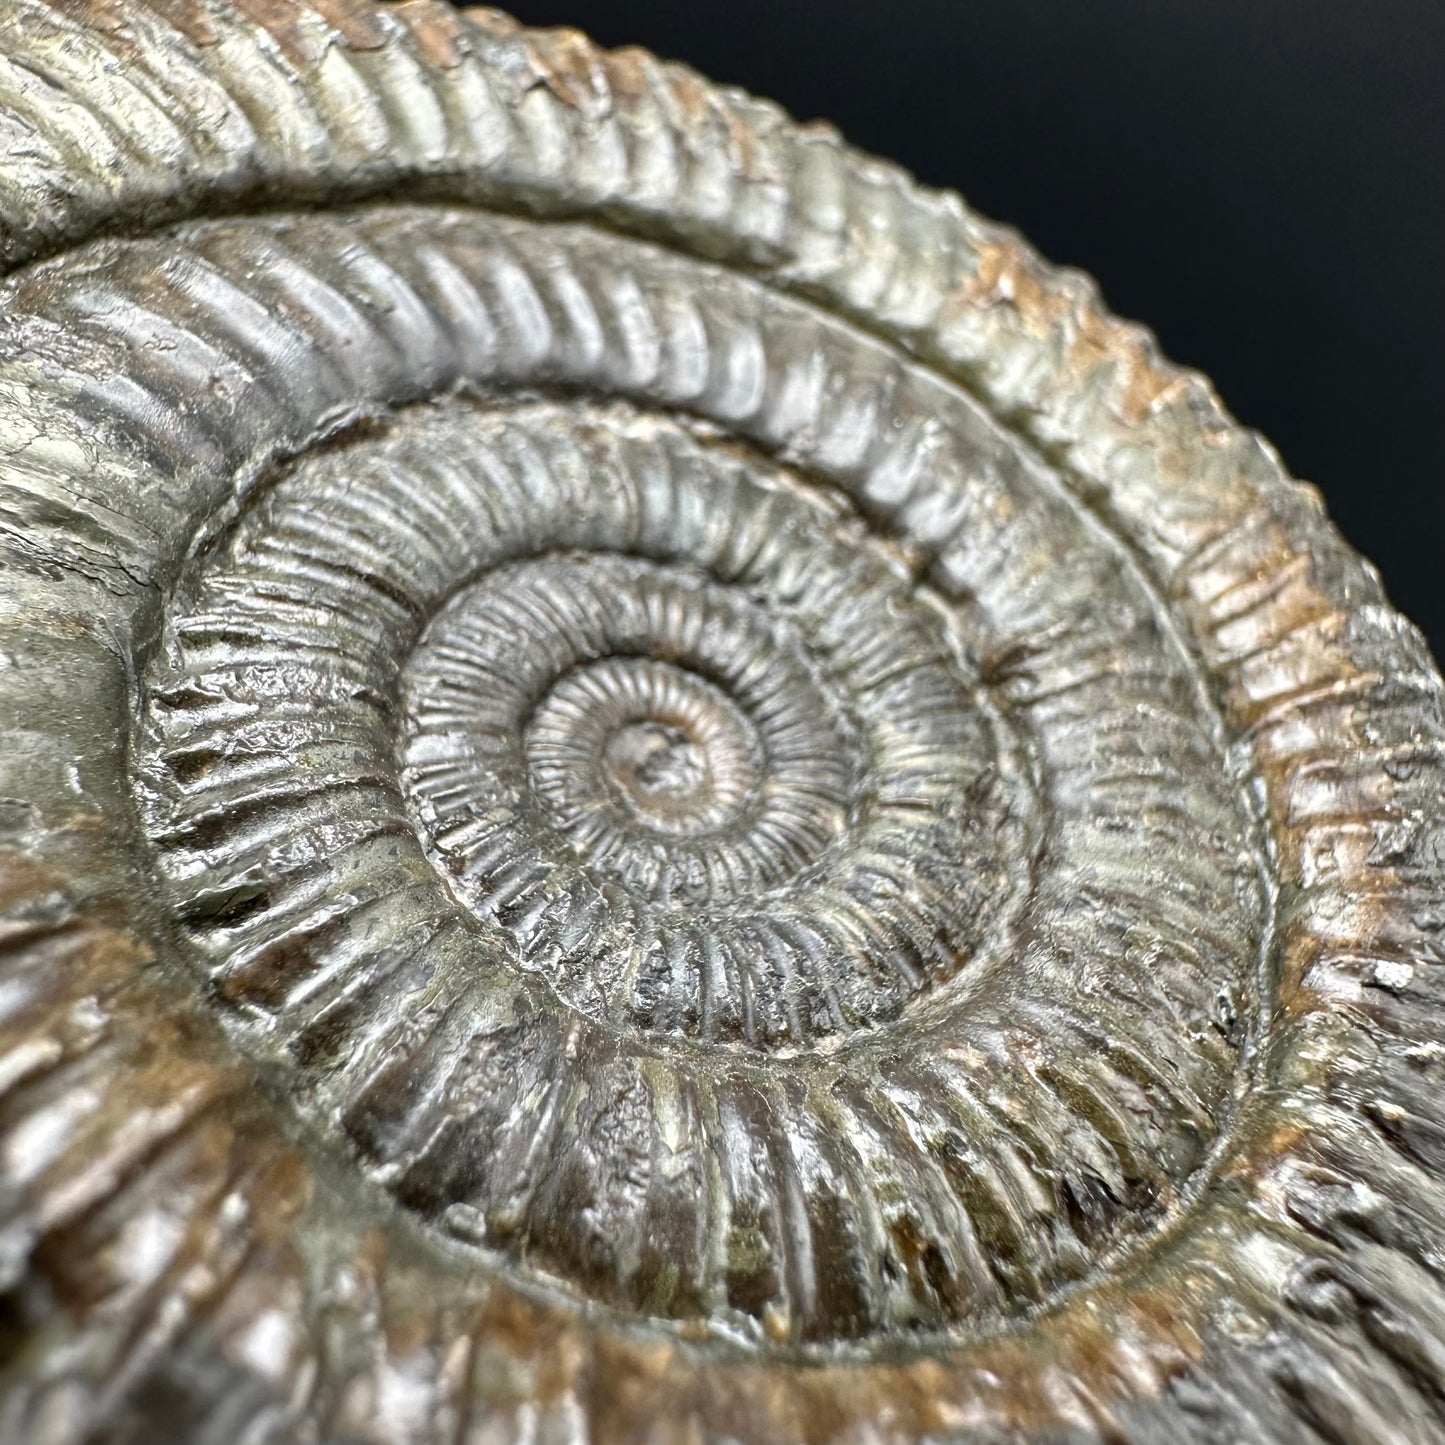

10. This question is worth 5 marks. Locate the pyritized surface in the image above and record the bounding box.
[0,3,1443,1443]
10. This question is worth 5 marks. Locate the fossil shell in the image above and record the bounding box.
[0,3,1443,1441]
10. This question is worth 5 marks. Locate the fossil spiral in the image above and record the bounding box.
[0,3,1443,1442]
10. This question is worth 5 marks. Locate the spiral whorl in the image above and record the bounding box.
[0,4,1443,1443]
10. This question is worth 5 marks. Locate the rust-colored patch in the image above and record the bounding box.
[524,26,608,117]
[235,0,387,67]
[390,0,467,70]
[602,45,655,108]
[1224,1120,1313,1180]
[400,1273,1213,1445]
[0,847,317,1361]
[1169,506,1404,1019]
[310,0,388,51]
[49,0,137,43]
[0,851,152,984]
[142,0,219,48]
[1118,367,1195,425]
[232,0,316,66]
[965,241,1060,332]
[668,64,718,131]
[962,239,1186,430]
[1101,323,1180,427]
[724,92,771,185]
[455,5,520,39]
[0,850,68,916]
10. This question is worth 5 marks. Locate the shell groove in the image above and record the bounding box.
[0,3,1442,1443]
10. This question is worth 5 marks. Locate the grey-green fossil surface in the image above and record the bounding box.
[0,3,1443,1442]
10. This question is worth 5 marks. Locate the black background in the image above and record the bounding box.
[501,0,1445,659]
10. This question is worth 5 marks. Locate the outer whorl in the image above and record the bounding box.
[0,4,1442,1442]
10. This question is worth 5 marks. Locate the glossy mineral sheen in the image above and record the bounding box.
[0,3,1443,1443]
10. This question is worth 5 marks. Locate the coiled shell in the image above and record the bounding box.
[0,3,1443,1442]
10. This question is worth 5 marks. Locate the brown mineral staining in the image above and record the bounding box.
[310,0,390,49]
[1224,1122,1314,1189]
[48,0,137,40]
[523,24,610,116]
[457,5,521,38]
[226,0,396,64]
[141,0,219,47]
[229,0,318,65]
[390,0,468,70]
[601,44,656,108]
[0,2,1442,1441]
[963,240,1059,329]
[962,237,1184,431]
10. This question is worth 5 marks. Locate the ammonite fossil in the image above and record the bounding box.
[1,3,1443,1441]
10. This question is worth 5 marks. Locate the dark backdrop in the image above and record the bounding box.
[499,0,1445,659]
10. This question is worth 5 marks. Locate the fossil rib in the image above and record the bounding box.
[0,3,1442,1443]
